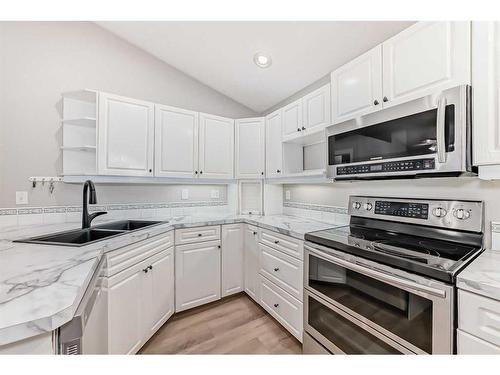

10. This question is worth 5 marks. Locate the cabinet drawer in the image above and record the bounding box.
[175,225,221,245]
[457,330,500,354]
[259,229,304,260]
[105,231,174,277]
[259,275,303,342]
[459,289,500,346]
[259,243,303,301]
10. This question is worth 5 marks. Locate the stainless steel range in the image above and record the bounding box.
[303,196,484,354]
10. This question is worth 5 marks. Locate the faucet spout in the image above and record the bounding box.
[82,180,107,229]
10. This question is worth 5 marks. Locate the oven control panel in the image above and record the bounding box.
[348,196,483,232]
[336,158,435,176]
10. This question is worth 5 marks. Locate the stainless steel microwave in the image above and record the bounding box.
[327,85,474,180]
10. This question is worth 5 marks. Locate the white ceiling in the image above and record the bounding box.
[97,21,414,113]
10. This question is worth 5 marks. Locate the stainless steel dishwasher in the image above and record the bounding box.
[57,256,108,354]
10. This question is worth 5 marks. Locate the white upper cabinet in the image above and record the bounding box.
[98,92,154,176]
[154,105,199,178]
[265,109,283,178]
[235,117,265,179]
[382,21,471,108]
[331,45,383,124]
[199,113,234,179]
[472,22,500,168]
[302,83,331,133]
[282,99,303,140]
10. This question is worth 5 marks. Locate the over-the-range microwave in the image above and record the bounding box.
[327,85,476,180]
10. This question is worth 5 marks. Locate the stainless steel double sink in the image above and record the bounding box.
[14,220,166,247]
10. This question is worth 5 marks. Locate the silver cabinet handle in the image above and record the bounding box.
[436,97,447,163]
[306,246,447,298]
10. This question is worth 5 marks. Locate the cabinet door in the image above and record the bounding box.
[198,113,234,179]
[175,240,221,312]
[221,224,244,297]
[108,270,143,354]
[142,249,175,339]
[98,93,154,176]
[282,99,303,140]
[154,104,199,177]
[265,110,283,178]
[235,118,265,179]
[302,83,331,133]
[244,225,260,302]
[331,45,383,124]
[382,21,471,108]
[473,21,500,166]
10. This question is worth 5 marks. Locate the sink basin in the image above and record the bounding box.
[15,228,125,247]
[95,220,164,231]
[14,220,167,247]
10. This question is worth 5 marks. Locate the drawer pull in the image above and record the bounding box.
[143,267,149,273]
[197,233,202,237]
[253,231,257,235]
[273,303,279,308]
[274,240,280,244]
[274,267,280,272]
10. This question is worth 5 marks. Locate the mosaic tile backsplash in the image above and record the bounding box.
[283,201,349,225]
[0,200,230,228]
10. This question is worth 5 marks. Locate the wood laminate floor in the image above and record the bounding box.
[139,293,302,354]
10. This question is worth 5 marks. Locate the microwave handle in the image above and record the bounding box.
[436,97,447,163]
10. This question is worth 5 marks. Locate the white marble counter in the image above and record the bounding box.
[457,250,500,301]
[0,214,344,346]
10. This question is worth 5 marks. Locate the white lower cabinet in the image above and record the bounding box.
[244,224,260,302]
[221,224,244,297]
[175,239,221,312]
[106,235,174,355]
[458,330,500,354]
[259,275,303,342]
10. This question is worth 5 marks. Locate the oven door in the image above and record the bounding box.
[304,244,454,354]
[327,85,470,179]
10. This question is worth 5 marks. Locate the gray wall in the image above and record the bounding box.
[284,178,500,247]
[0,22,256,208]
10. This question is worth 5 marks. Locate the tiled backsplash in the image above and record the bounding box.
[283,201,349,225]
[0,201,230,228]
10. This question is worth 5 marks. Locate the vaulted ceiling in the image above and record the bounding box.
[97,21,414,113]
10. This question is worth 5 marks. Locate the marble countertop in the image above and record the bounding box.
[0,214,343,346]
[457,250,500,301]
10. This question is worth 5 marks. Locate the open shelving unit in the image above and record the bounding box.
[61,89,98,176]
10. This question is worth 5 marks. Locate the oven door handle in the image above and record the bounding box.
[436,97,447,164]
[306,246,447,299]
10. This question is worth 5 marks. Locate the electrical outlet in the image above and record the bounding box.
[285,190,291,200]
[16,191,28,205]
[181,189,189,200]
[211,189,220,199]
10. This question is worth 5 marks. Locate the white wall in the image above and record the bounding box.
[0,22,256,208]
[284,177,500,247]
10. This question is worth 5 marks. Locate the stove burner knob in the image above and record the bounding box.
[352,202,361,210]
[454,209,470,220]
[432,207,447,218]
[364,202,373,211]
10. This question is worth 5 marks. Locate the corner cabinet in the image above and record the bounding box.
[154,105,199,178]
[472,21,500,174]
[199,113,235,179]
[265,109,283,178]
[331,45,383,124]
[382,21,471,108]
[98,93,155,176]
[235,118,265,179]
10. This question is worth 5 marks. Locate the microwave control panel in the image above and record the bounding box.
[336,158,435,176]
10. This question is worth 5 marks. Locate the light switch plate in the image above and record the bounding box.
[16,191,28,205]
[181,189,189,200]
[211,189,220,199]
[285,190,291,200]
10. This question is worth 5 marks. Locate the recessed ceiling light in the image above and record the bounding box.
[253,52,272,68]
